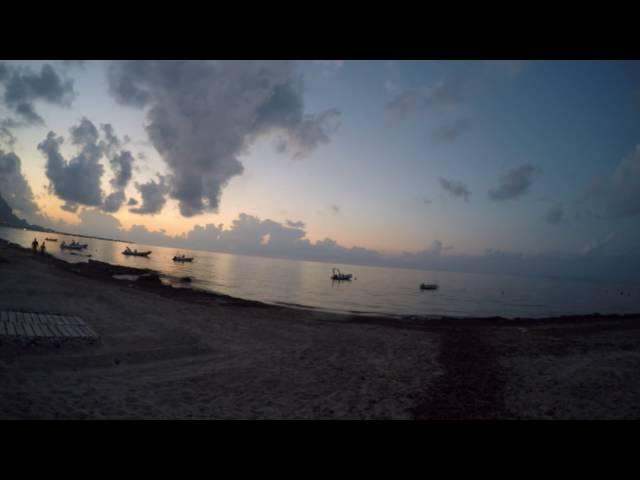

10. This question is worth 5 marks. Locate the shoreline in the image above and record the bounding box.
[2,238,638,325]
[3,237,640,418]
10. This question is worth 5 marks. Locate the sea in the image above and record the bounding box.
[1,225,639,319]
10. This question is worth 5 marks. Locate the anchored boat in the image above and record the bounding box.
[173,254,194,262]
[420,283,438,290]
[331,268,353,281]
[122,246,151,257]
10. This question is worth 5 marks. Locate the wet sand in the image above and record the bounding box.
[1,239,639,419]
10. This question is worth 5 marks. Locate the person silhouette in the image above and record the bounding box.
[31,238,39,253]
[40,243,46,255]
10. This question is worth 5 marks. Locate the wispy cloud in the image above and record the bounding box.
[489,164,538,201]
[578,145,640,219]
[439,177,471,202]
[430,117,472,145]
[545,203,564,225]
[385,79,464,120]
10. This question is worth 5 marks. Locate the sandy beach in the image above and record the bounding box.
[1,238,640,419]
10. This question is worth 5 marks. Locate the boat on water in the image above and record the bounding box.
[45,238,58,242]
[173,254,194,262]
[420,283,439,290]
[60,240,88,250]
[331,268,353,281]
[122,246,152,257]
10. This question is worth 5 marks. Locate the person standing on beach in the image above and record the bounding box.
[32,238,38,253]
[40,242,46,255]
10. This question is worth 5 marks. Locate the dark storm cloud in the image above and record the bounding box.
[431,118,472,144]
[489,164,538,201]
[579,145,640,219]
[128,175,170,215]
[545,203,564,225]
[107,60,341,217]
[0,62,75,124]
[0,149,40,219]
[439,177,470,202]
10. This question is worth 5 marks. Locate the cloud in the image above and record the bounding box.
[127,198,138,206]
[36,118,137,214]
[40,208,640,282]
[483,60,530,79]
[60,201,79,213]
[578,145,640,219]
[107,60,341,217]
[313,60,345,70]
[424,198,432,205]
[489,164,538,201]
[61,60,85,69]
[0,149,41,220]
[285,219,305,228]
[0,62,75,124]
[0,121,17,149]
[330,204,340,214]
[385,79,463,120]
[109,150,134,189]
[431,118,472,144]
[582,232,617,256]
[38,121,105,208]
[102,190,126,213]
[545,203,564,225]
[273,108,341,159]
[439,177,470,202]
[128,175,170,215]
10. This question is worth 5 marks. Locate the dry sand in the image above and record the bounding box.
[1,239,639,419]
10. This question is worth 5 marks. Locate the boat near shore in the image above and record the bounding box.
[173,254,194,262]
[61,240,88,250]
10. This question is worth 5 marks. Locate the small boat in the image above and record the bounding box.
[60,240,88,250]
[173,255,194,262]
[331,268,353,281]
[45,238,58,242]
[420,283,439,290]
[122,247,151,257]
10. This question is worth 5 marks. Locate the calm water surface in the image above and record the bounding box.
[2,226,639,318]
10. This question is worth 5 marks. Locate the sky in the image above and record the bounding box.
[2,60,640,280]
